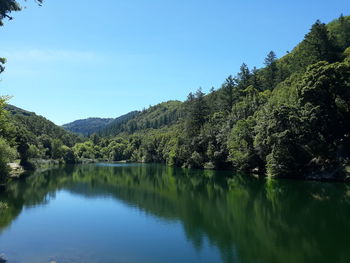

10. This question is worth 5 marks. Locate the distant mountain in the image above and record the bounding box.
[62,118,114,136]
[99,101,182,136]
[63,111,139,136]
[98,111,140,136]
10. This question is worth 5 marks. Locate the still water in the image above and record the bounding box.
[0,163,349,263]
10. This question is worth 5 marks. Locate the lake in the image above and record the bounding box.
[0,163,349,263]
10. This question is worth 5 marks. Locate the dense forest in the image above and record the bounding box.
[1,1,350,180]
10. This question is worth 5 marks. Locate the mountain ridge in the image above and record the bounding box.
[62,111,139,136]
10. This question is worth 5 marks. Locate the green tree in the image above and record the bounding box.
[254,105,307,177]
[0,137,17,180]
[51,139,63,159]
[0,57,6,74]
[228,117,259,171]
[301,20,338,65]
[0,0,43,26]
[297,60,350,167]
[331,14,350,51]
[263,51,278,90]
[219,76,237,113]
[185,88,209,136]
[236,63,251,89]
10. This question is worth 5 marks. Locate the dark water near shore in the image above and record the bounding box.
[0,163,350,263]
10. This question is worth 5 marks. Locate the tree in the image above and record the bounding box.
[62,145,77,164]
[219,75,237,114]
[0,137,17,179]
[0,57,6,74]
[250,67,263,91]
[15,127,31,166]
[332,14,350,51]
[263,51,278,90]
[236,63,251,89]
[297,60,350,165]
[254,105,307,177]
[51,139,63,159]
[0,0,43,26]
[301,20,338,65]
[185,88,209,136]
[228,117,259,171]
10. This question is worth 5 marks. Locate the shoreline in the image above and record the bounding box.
[5,160,350,184]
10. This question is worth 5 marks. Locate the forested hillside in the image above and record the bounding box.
[63,117,114,136]
[63,111,140,136]
[1,105,82,170]
[99,102,181,136]
[1,13,350,181]
[6,105,80,146]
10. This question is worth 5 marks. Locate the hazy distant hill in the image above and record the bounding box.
[63,111,139,136]
[62,118,114,136]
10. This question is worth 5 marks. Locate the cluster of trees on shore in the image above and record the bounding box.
[1,1,350,180]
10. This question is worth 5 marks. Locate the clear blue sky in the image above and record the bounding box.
[0,0,349,125]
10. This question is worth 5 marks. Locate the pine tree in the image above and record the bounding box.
[337,14,350,50]
[220,76,237,114]
[185,88,209,136]
[302,20,338,64]
[263,51,278,90]
[236,63,251,89]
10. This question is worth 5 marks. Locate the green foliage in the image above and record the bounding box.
[61,145,77,164]
[297,60,350,169]
[263,51,278,90]
[185,89,209,137]
[0,0,43,26]
[327,14,350,51]
[100,102,181,136]
[0,57,6,74]
[228,117,258,171]
[219,76,237,113]
[0,137,17,179]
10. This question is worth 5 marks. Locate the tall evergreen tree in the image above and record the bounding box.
[220,76,237,114]
[263,51,278,90]
[302,20,338,64]
[250,67,263,91]
[236,63,251,88]
[336,14,350,50]
[185,88,208,136]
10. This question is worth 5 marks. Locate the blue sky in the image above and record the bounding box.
[0,0,349,125]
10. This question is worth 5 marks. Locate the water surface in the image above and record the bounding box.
[0,163,349,263]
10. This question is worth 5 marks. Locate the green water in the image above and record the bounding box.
[0,163,349,263]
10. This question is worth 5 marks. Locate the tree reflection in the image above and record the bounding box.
[0,164,350,263]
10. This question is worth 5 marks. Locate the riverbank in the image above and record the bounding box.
[8,162,25,178]
[6,159,62,180]
[5,159,350,183]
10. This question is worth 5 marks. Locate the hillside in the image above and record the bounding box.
[5,105,81,147]
[63,117,114,136]
[63,111,139,136]
[2,105,82,168]
[99,101,182,136]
